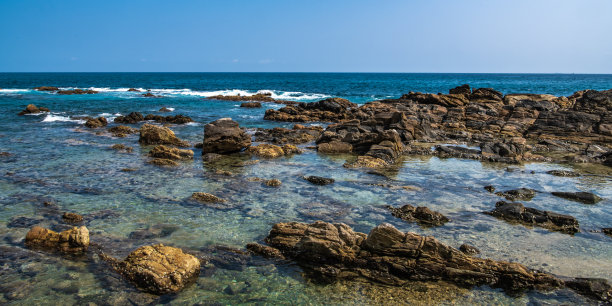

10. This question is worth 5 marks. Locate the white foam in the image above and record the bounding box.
[166,108,175,111]
[0,89,30,94]
[42,113,85,124]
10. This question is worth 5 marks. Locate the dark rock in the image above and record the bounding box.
[34,86,58,91]
[449,84,471,95]
[246,243,285,259]
[551,192,603,204]
[387,204,450,227]
[159,107,172,112]
[139,124,189,147]
[127,88,141,92]
[57,89,98,95]
[108,125,138,137]
[62,212,84,224]
[18,104,49,115]
[484,185,495,193]
[264,179,282,187]
[110,144,133,153]
[304,176,335,186]
[459,244,480,255]
[144,114,193,124]
[240,102,262,108]
[603,228,612,237]
[114,112,144,124]
[495,188,537,201]
[547,170,580,177]
[264,97,356,122]
[484,201,579,234]
[7,216,43,228]
[149,145,194,160]
[128,224,179,240]
[84,117,108,128]
[564,278,612,302]
[255,126,322,144]
[202,118,251,154]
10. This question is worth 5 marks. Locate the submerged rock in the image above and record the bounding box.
[57,88,98,95]
[551,191,603,204]
[264,179,282,187]
[603,228,612,237]
[547,170,580,177]
[159,107,172,112]
[62,212,84,224]
[484,201,579,234]
[495,188,537,201]
[387,204,450,227]
[202,118,251,154]
[25,226,89,253]
[304,175,335,186]
[484,185,495,193]
[255,125,322,144]
[127,88,141,92]
[115,112,145,124]
[84,117,108,128]
[34,86,59,91]
[139,124,189,147]
[104,244,200,295]
[149,145,194,160]
[265,97,356,122]
[110,143,133,153]
[144,114,193,124]
[148,158,179,167]
[191,192,227,205]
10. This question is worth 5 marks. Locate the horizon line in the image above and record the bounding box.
[1,71,612,75]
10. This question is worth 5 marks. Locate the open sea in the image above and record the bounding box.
[0,73,611,305]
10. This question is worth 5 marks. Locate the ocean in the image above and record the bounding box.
[0,73,611,305]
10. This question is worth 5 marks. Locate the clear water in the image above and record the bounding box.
[0,73,611,305]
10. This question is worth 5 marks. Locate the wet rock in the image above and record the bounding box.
[0,151,12,157]
[202,153,223,162]
[121,168,137,172]
[110,144,133,153]
[149,145,194,160]
[25,226,89,253]
[159,107,172,112]
[344,156,389,168]
[191,192,226,205]
[84,117,108,128]
[142,92,161,98]
[104,244,200,294]
[248,143,301,158]
[62,212,84,224]
[317,141,353,153]
[484,185,495,193]
[34,86,59,91]
[139,123,189,147]
[255,126,321,144]
[128,224,179,240]
[148,158,179,167]
[264,97,356,122]
[603,228,612,237]
[209,92,279,103]
[564,278,612,302]
[114,112,144,124]
[304,175,335,185]
[551,191,602,204]
[387,204,450,227]
[127,88,141,92]
[144,114,194,124]
[18,104,49,115]
[449,84,471,95]
[264,179,282,187]
[108,125,138,137]
[495,188,536,201]
[257,221,565,294]
[240,102,262,108]
[484,201,579,234]
[547,170,580,177]
[246,243,285,259]
[202,118,251,154]
[459,244,480,255]
[57,89,98,95]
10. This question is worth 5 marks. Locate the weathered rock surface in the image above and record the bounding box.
[304,176,335,185]
[264,98,356,122]
[84,117,108,128]
[547,170,580,177]
[264,179,282,187]
[103,244,200,294]
[34,86,59,91]
[139,124,189,147]
[62,212,84,224]
[248,143,301,158]
[240,102,262,108]
[57,89,98,95]
[148,158,179,167]
[202,118,251,154]
[25,226,89,253]
[18,104,50,115]
[254,125,322,144]
[108,125,138,137]
[115,112,144,124]
[551,191,603,204]
[144,114,193,124]
[459,244,480,255]
[484,201,579,234]
[387,204,450,226]
[110,143,133,153]
[495,188,537,201]
[149,145,194,160]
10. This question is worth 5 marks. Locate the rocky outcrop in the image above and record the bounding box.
[495,188,536,201]
[264,98,356,122]
[191,192,226,204]
[304,176,334,185]
[209,92,278,102]
[115,112,144,124]
[251,221,563,294]
[143,114,193,124]
[202,118,251,154]
[34,86,59,91]
[240,102,262,108]
[547,170,580,177]
[103,244,200,294]
[254,125,322,144]
[108,125,138,137]
[484,201,579,234]
[551,192,602,204]
[148,145,193,160]
[159,107,172,112]
[84,117,108,128]
[110,144,133,153]
[459,244,480,255]
[57,89,98,95]
[18,104,50,115]
[248,144,301,158]
[387,204,450,226]
[128,88,141,92]
[25,226,89,253]
[139,124,189,147]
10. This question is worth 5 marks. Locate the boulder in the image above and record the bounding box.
[34,86,59,91]
[264,98,356,122]
[18,104,49,115]
[551,192,602,204]
[57,89,98,95]
[387,204,450,226]
[108,125,138,137]
[114,112,144,124]
[139,124,189,147]
[84,117,108,128]
[303,176,334,186]
[105,244,200,294]
[484,201,579,234]
[25,226,89,253]
[202,118,251,154]
[240,102,262,108]
[149,145,194,160]
[62,212,83,224]
[159,107,172,112]
[495,188,537,201]
[449,84,471,95]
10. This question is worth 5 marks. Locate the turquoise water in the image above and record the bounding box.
[0,73,611,305]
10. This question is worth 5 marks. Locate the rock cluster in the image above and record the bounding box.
[495,188,536,201]
[25,226,89,253]
[148,145,194,166]
[57,89,99,95]
[114,112,193,124]
[484,201,580,234]
[139,124,189,147]
[240,102,262,108]
[84,117,108,128]
[387,204,450,226]
[202,118,251,154]
[108,125,138,137]
[18,104,50,115]
[254,125,322,144]
[248,144,301,158]
[264,98,356,122]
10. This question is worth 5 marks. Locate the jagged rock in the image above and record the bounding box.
[34,86,58,91]
[148,158,179,167]
[57,89,98,95]
[459,244,480,255]
[18,104,49,115]
[191,192,226,204]
[495,188,537,201]
[387,204,450,226]
[144,114,193,124]
[551,192,602,204]
[449,84,471,95]
[304,176,334,185]
[128,88,141,92]
[254,126,321,144]
[110,144,133,152]
[484,201,579,234]
[25,226,89,253]
[264,98,356,122]
[104,244,200,294]
[139,124,189,147]
[240,102,262,108]
[62,212,83,224]
[317,141,353,153]
[246,243,285,259]
[264,179,282,187]
[149,145,193,160]
[84,117,108,128]
[202,118,251,154]
[108,125,138,137]
[547,170,580,177]
[343,156,388,168]
[115,112,144,124]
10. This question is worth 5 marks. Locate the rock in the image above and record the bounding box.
[240,102,262,108]
[142,92,161,98]
[127,88,141,92]
[84,117,108,128]
[114,112,144,124]
[551,192,602,204]
[343,156,388,168]
[564,278,612,302]
[7,216,43,228]
[148,158,179,167]
[254,126,321,144]
[34,86,58,91]
[105,244,200,294]
[484,185,495,193]
[459,244,480,255]
[108,125,138,137]
[148,145,193,160]
[495,188,536,201]
[256,221,565,295]
[603,228,612,237]
[159,107,172,112]
[449,84,471,95]
[191,192,226,204]
[248,144,285,158]
[18,104,49,115]
[202,153,223,162]
[209,93,279,102]
[264,97,356,122]
[57,89,98,95]
[202,118,251,154]
[317,141,353,153]
[144,114,194,124]
[139,124,189,147]
[62,212,83,224]
[110,144,133,152]
[547,170,580,177]
[25,226,89,253]
[246,243,285,259]
[264,179,282,187]
[484,201,579,234]
[128,224,179,240]
[387,204,450,227]
[304,176,335,186]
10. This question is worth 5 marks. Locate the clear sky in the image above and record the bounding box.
[1,0,611,73]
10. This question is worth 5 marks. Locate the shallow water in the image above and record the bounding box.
[0,73,611,305]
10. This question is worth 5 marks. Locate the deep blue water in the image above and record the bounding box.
[0,73,610,305]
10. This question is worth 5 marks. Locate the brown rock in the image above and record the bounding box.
[149,145,194,160]
[34,86,59,91]
[240,102,262,108]
[148,158,179,167]
[84,117,108,128]
[62,212,84,224]
[202,118,251,154]
[139,124,189,147]
[57,89,98,95]
[108,125,138,137]
[484,201,579,234]
[387,204,450,226]
[264,179,282,187]
[25,226,89,253]
[114,112,144,124]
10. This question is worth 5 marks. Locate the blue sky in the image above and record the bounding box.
[1,0,611,73]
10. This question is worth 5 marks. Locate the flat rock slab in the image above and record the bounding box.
[551,192,603,204]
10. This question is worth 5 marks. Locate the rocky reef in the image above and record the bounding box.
[139,124,189,147]
[484,201,580,234]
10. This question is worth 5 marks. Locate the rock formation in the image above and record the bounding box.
[139,124,189,147]
[25,226,89,253]
[202,118,251,154]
